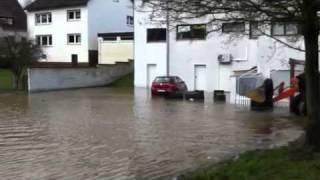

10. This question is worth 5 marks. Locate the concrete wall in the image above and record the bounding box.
[98,37,133,64]
[28,61,133,92]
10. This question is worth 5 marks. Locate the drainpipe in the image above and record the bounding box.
[166,0,170,76]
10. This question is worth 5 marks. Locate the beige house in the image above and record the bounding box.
[98,32,133,65]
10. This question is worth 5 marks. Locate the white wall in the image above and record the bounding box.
[27,7,89,62]
[98,37,133,64]
[134,0,168,87]
[134,0,308,93]
[87,0,133,50]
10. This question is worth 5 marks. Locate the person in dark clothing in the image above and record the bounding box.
[297,73,305,96]
[292,73,306,115]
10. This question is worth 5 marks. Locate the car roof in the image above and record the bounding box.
[156,76,178,78]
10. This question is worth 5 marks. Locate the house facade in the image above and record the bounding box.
[25,0,133,63]
[134,0,306,98]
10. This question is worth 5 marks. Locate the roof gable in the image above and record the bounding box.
[25,0,90,12]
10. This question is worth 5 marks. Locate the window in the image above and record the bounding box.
[249,22,263,39]
[127,16,133,26]
[222,22,245,33]
[271,22,300,36]
[0,17,14,26]
[68,34,81,44]
[121,35,133,40]
[176,24,206,40]
[36,35,52,46]
[35,13,52,25]
[67,10,81,21]
[147,28,166,42]
[120,34,134,40]
[103,36,117,41]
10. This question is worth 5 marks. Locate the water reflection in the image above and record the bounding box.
[0,88,302,179]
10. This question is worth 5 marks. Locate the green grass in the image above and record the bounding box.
[180,146,320,180]
[110,73,134,88]
[0,69,13,91]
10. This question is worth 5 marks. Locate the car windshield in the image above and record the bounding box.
[154,77,173,83]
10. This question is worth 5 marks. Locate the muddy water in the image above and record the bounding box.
[0,88,302,180]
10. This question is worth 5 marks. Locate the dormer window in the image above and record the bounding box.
[67,10,81,21]
[0,17,14,26]
[35,13,52,25]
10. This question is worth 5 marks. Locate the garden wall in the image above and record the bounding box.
[28,61,133,92]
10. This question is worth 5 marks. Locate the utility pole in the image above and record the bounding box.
[166,0,170,76]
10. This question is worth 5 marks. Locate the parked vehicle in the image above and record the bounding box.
[151,76,187,95]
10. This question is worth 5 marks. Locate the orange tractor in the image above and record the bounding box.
[245,59,306,115]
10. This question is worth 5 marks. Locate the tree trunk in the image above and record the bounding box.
[14,76,19,90]
[303,1,320,150]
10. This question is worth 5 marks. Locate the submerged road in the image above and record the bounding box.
[0,88,302,179]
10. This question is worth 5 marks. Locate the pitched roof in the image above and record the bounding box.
[25,0,90,12]
[316,0,320,10]
[0,0,27,31]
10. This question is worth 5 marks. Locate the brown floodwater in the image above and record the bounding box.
[0,88,302,180]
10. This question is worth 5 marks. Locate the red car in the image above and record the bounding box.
[151,76,188,95]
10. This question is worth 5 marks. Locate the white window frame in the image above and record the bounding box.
[36,35,52,47]
[67,34,81,45]
[67,9,81,21]
[222,22,245,33]
[271,22,300,36]
[35,13,52,25]
[127,16,134,26]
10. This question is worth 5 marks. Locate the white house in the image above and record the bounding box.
[134,0,307,101]
[25,0,133,63]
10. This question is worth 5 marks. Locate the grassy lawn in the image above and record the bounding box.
[180,146,320,180]
[0,69,12,91]
[110,73,134,88]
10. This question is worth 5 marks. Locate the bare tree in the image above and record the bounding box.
[139,0,320,150]
[0,35,41,89]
